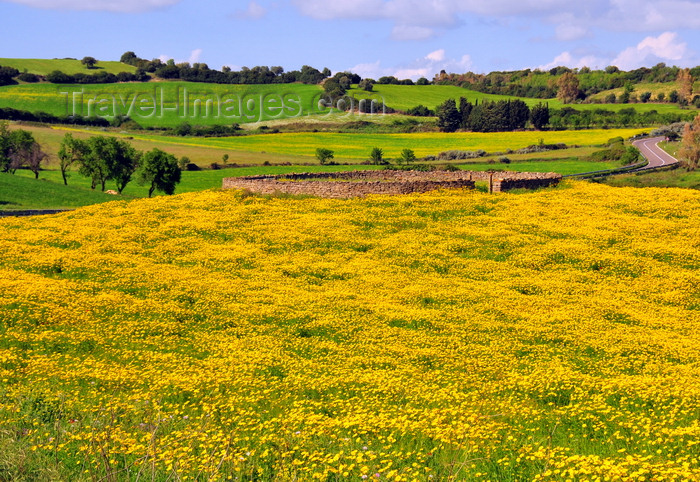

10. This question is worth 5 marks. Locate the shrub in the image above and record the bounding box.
[17,72,40,83]
[437,150,486,160]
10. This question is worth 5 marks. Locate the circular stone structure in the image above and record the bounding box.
[222,170,562,199]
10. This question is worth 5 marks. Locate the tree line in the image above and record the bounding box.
[434,64,700,105]
[436,98,544,132]
[57,134,181,197]
[0,123,181,198]
[434,97,693,132]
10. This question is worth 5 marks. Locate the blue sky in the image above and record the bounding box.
[1,0,700,79]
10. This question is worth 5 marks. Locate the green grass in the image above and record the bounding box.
[348,84,522,110]
[589,80,700,102]
[350,84,694,114]
[10,165,386,206]
[14,124,646,167]
[0,82,324,127]
[6,153,623,210]
[0,172,117,210]
[116,128,650,160]
[459,158,620,175]
[600,167,700,189]
[0,81,692,132]
[0,58,137,76]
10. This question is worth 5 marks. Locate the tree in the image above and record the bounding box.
[556,72,580,104]
[436,99,461,132]
[669,90,680,103]
[458,97,472,129]
[5,129,36,174]
[680,113,700,170]
[639,92,652,103]
[368,147,386,165]
[139,148,182,197]
[0,66,19,86]
[77,136,139,192]
[57,133,89,185]
[416,77,430,85]
[120,51,138,65]
[0,121,11,172]
[178,156,191,169]
[530,103,550,130]
[81,56,98,69]
[678,68,693,103]
[17,142,48,179]
[396,148,416,166]
[358,78,374,92]
[315,148,334,165]
[78,136,111,190]
[106,138,140,194]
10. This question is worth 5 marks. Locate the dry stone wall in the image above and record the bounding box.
[222,170,561,198]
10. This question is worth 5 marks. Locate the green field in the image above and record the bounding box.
[4,152,623,211]
[0,171,117,210]
[12,124,642,166]
[351,84,694,114]
[0,81,693,131]
[0,82,324,127]
[0,58,137,76]
[5,165,385,208]
[112,127,651,160]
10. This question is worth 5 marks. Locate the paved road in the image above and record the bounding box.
[632,136,679,170]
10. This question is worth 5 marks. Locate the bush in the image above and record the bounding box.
[185,163,201,171]
[405,105,435,117]
[437,150,486,160]
[17,72,40,83]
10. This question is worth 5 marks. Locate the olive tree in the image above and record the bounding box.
[139,148,182,197]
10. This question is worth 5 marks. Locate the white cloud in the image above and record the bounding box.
[188,48,203,64]
[426,49,446,62]
[555,23,588,41]
[612,32,688,70]
[158,49,204,65]
[605,0,700,31]
[538,51,603,71]
[348,61,385,79]
[235,0,267,19]
[3,0,179,12]
[391,25,435,41]
[291,0,700,43]
[350,50,472,81]
[538,32,697,72]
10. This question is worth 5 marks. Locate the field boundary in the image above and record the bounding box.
[223,170,562,197]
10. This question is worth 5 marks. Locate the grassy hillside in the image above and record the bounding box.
[111,127,650,160]
[0,58,137,76]
[0,80,691,131]
[0,171,117,209]
[352,84,692,114]
[11,123,643,167]
[0,81,323,127]
[10,165,384,204]
[1,183,699,480]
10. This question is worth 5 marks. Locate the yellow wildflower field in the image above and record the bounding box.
[0,182,699,481]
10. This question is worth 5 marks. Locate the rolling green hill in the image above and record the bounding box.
[0,171,118,210]
[0,81,323,127]
[0,80,692,130]
[0,58,137,76]
[350,84,692,114]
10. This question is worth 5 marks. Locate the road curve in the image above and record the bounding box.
[632,136,679,170]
